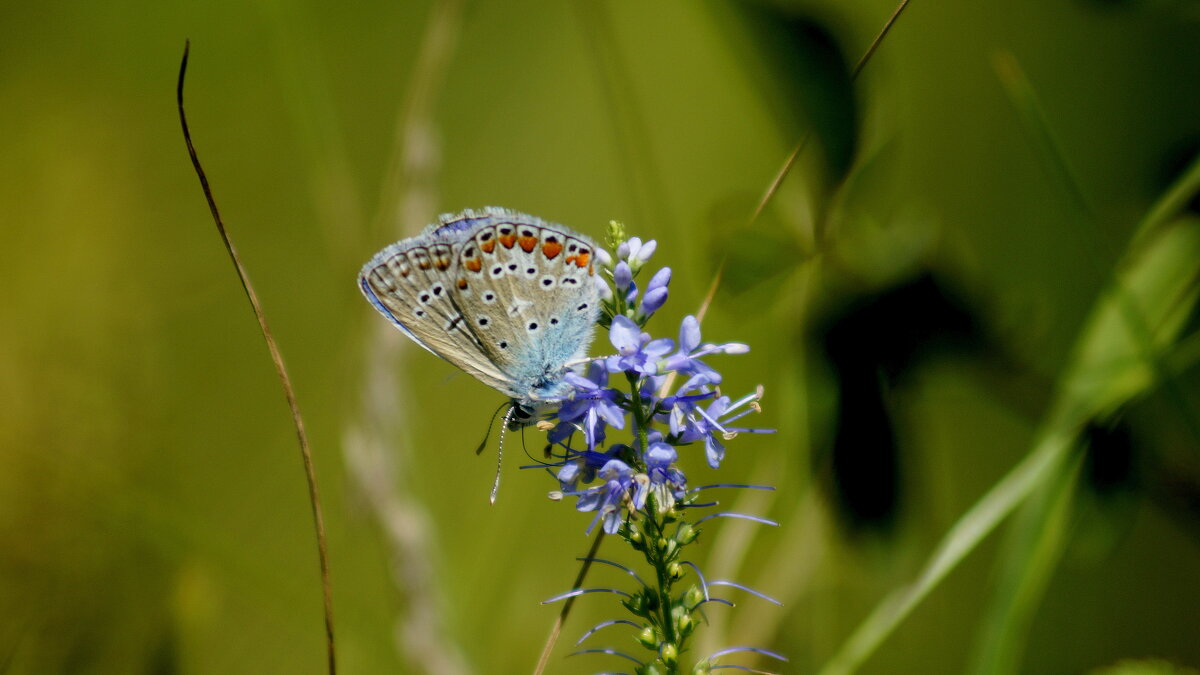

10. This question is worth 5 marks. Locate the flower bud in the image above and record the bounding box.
[593,274,613,300]
[676,611,695,637]
[627,528,645,551]
[632,238,657,267]
[663,539,679,559]
[661,642,679,667]
[638,626,658,649]
[614,261,632,291]
[646,266,671,292]
[625,237,643,261]
[683,585,705,609]
[641,287,668,315]
[623,592,650,616]
[594,246,613,267]
[675,522,698,545]
[668,562,684,580]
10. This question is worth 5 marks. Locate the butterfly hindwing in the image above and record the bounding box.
[450,216,599,400]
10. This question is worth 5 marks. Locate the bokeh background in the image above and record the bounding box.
[3,1,1200,673]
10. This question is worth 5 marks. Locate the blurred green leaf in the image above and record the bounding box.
[719,1,859,185]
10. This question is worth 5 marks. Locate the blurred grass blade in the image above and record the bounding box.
[816,150,1200,675]
[815,425,1075,675]
[968,450,1084,675]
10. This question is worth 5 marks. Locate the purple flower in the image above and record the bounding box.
[662,315,749,389]
[575,459,637,534]
[551,363,625,450]
[645,441,687,495]
[606,315,674,376]
[555,445,626,492]
[670,387,768,468]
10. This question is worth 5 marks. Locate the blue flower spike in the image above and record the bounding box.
[526,226,779,673]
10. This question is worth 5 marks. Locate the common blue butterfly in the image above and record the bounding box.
[359,207,601,418]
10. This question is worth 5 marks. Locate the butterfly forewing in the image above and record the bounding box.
[359,230,517,396]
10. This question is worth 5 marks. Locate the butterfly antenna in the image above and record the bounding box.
[490,405,516,504]
[475,401,509,456]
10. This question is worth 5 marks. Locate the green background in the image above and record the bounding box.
[3,1,1199,673]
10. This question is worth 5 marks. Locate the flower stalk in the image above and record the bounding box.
[534,224,782,674]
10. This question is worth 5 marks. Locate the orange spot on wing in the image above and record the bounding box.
[435,258,450,271]
[465,258,483,273]
[499,233,516,249]
[519,236,538,253]
[480,239,496,254]
[457,278,468,290]
[542,240,563,259]
[573,252,590,268]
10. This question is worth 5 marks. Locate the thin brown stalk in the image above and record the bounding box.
[177,41,336,675]
[532,528,606,675]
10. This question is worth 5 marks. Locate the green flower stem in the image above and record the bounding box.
[627,370,684,673]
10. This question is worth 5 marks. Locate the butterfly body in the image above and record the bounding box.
[359,207,600,409]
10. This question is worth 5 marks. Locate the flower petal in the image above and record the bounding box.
[609,315,641,352]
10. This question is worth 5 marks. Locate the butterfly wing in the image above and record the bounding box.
[448,211,600,401]
[359,217,518,397]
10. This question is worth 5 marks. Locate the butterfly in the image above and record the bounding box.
[359,207,601,421]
